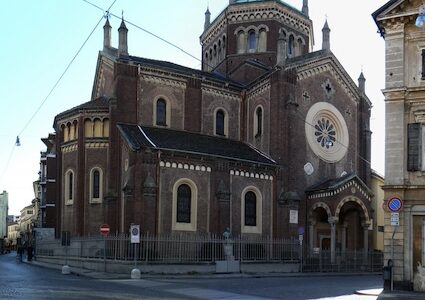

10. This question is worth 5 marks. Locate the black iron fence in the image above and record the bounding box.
[303,249,383,272]
[36,233,300,264]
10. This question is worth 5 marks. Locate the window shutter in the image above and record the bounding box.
[407,123,421,171]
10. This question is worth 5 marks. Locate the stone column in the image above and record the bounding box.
[362,222,370,265]
[329,217,338,264]
[341,222,347,257]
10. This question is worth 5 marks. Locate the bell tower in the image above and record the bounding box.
[200,0,314,83]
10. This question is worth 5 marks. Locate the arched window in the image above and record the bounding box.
[258,29,267,52]
[93,170,100,198]
[244,191,257,226]
[237,31,246,54]
[156,98,167,126]
[89,168,103,203]
[177,184,191,223]
[173,179,198,231]
[64,170,74,205]
[255,107,263,137]
[288,35,295,58]
[248,30,256,51]
[216,109,225,136]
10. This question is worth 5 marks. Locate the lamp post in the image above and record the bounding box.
[416,5,425,28]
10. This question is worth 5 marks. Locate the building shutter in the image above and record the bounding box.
[407,123,422,171]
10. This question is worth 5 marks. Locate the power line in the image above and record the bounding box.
[17,0,118,137]
[82,0,203,65]
[0,0,118,188]
[83,0,371,168]
[294,107,372,167]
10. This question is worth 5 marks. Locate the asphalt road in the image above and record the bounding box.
[0,252,382,299]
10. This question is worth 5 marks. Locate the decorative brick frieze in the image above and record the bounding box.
[160,161,211,173]
[229,169,273,181]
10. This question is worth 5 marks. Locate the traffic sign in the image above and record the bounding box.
[390,212,400,226]
[100,224,110,236]
[130,224,140,244]
[388,196,403,212]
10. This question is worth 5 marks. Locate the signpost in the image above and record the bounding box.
[388,196,403,213]
[130,224,141,279]
[387,196,403,291]
[99,224,109,272]
[100,224,110,236]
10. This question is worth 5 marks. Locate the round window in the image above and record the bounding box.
[305,102,349,163]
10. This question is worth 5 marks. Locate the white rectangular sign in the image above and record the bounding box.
[391,212,399,226]
[289,210,298,224]
[130,224,140,244]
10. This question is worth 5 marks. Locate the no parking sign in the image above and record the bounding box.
[388,196,403,212]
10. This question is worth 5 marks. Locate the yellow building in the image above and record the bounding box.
[371,170,384,252]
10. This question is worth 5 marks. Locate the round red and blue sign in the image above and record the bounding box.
[387,196,403,212]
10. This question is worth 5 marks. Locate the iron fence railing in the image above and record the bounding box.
[303,249,383,272]
[35,233,300,264]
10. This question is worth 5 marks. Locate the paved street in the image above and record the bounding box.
[1,252,382,299]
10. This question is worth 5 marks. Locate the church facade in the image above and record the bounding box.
[53,0,373,259]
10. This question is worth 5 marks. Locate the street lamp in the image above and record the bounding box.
[416,5,425,28]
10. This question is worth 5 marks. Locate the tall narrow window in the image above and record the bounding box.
[288,35,294,58]
[245,191,257,226]
[237,31,246,54]
[216,109,225,136]
[177,184,191,223]
[68,172,73,200]
[422,49,425,79]
[64,170,74,205]
[255,107,263,137]
[248,30,256,51]
[156,98,166,126]
[92,170,100,199]
[258,29,267,52]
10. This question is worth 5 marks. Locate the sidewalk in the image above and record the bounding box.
[377,290,425,299]
[26,258,425,299]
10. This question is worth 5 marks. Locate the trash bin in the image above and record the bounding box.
[383,266,392,280]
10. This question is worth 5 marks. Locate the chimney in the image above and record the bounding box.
[276,31,287,67]
[302,0,309,17]
[103,17,112,50]
[322,20,330,51]
[204,7,211,31]
[358,72,366,93]
[118,17,128,56]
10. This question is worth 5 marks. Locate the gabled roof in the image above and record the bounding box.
[372,0,416,37]
[306,173,373,199]
[287,50,372,107]
[55,96,109,121]
[122,55,245,89]
[117,124,277,166]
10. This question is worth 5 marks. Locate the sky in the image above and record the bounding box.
[0,0,388,215]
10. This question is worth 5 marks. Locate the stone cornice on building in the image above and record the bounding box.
[61,142,78,153]
[201,86,240,101]
[85,141,109,149]
[139,72,187,89]
[293,56,361,104]
[247,79,271,100]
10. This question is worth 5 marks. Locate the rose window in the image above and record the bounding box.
[305,102,349,163]
[315,118,336,149]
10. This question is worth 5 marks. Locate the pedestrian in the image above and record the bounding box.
[27,243,33,261]
[17,245,23,262]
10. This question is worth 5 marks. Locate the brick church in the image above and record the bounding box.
[53,0,373,255]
